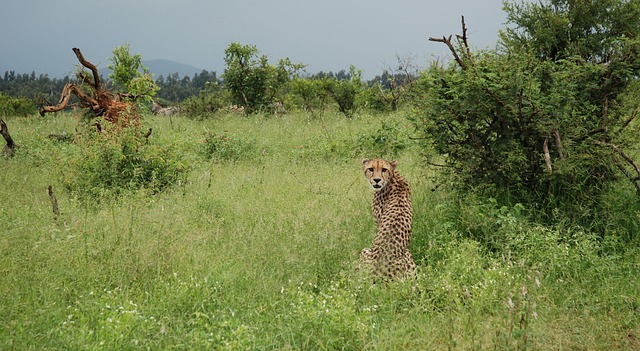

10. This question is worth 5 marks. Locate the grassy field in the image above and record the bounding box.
[1,111,638,350]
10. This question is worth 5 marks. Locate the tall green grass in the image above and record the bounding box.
[0,112,638,350]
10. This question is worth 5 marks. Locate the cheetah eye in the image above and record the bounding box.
[381,168,388,173]
[367,167,374,172]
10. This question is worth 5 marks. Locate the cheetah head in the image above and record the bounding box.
[362,158,397,192]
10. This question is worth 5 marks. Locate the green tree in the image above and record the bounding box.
[413,1,640,231]
[108,43,158,103]
[222,42,304,113]
[327,65,363,117]
[290,76,332,114]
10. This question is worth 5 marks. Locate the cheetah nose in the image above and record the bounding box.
[373,178,382,183]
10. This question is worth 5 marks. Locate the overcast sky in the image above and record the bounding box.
[1,0,511,79]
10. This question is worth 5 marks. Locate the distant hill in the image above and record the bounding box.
[143,59,204,78]
[98,59,205,79]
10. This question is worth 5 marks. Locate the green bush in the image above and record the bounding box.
[327,66,363,118]
[63,125,187,200]
[359,86,392,113]
[355,122,410,158]
[222,42,303,113]
[181,82,227,118]
[0,92,36,116]
[289,77,331,114]
[412,0,640,233]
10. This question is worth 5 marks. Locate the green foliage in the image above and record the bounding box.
[0,113,638,350]
[502,0,640,64]
[289,76,331,113]
[154,71,218,103]
[222,42,304,113]
[62,124,187,200]
[359,85,393,113]
[413,0,640,230]
[274,281,373,349]
[181,81,227,118]
[327,65,363,117]
[355,121,410,157]
[108,43,159,104]
[0,92,36,116]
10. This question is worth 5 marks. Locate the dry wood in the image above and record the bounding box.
[39,48,139,129]
[47,185,60,218]
[429,16,473,70]
[1,119,16,157]
[429,35,467,70]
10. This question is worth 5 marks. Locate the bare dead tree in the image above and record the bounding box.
[378,54,420,111]
[429,16,474,70]
[39,48,139,130]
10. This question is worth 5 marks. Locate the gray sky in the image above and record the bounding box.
[1,0,510,79]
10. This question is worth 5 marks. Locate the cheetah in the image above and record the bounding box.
[360,158,416,280]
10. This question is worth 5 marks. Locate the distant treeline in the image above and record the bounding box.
[0,68,402,104]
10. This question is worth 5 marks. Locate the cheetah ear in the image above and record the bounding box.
[391,160,398,169]
[362,158,370,165]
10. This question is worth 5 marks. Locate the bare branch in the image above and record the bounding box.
[457,16,474,65]
[40,48,139,129]
[429,35,467,70]
[72,47,101,91]
[143,128,152,144]
[39,83,100,116]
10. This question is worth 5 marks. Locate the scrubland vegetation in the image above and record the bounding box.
[2,1,640,349]
[1,110,638,350]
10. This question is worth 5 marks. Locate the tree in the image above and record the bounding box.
[373,55,419,111]
[40,48,141,129]
[222,42,304,113]
[414,1,640,230]
[327,65,363,117]
[108,43,158,104]
[290,76,331,114]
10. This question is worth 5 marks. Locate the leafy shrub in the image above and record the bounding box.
[223,42,303,113]
[412,0,640,233]
[200,131,260,163]
[359,86,392,113]
[63,125,187,200]
[289,77,331,114]
[355,122,410,158]
[181,82,227,118]
[327,66,363,118]
[0,92,36,116]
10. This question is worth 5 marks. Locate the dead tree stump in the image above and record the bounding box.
[39,48,139,130]
[0,119,17,157]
